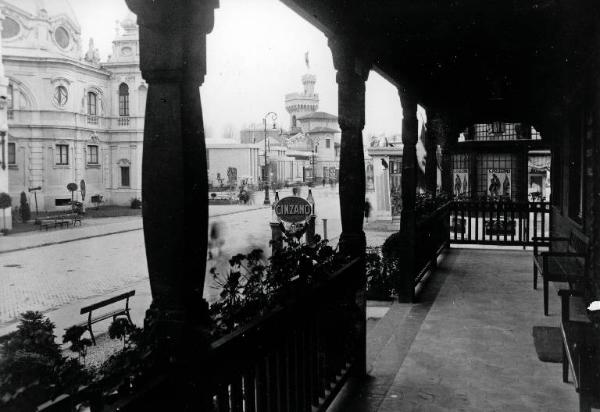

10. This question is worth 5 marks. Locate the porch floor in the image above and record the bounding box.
[330,247,579,412]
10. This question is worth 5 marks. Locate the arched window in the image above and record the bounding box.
[87,91,97,116]
[7,84,13,110]
[119,83,129,117]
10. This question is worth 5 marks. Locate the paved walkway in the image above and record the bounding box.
[331,247,578,412]
[0,203,273,255]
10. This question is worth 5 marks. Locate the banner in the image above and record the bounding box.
[453,169,469,197]
[487,169,511,198]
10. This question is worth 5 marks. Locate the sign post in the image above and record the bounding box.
[271,190,316,252]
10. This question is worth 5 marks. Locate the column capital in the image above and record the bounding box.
[328,35,371,82]
[329,36,371,132]
[125,0,219,85]
[398,88,418,115]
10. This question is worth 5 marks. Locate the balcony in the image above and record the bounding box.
[87,115,99,125]
[117,116,130,127]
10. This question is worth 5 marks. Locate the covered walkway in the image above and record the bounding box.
[332,248,578,411]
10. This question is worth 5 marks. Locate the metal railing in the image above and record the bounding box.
[449,200,551,246]
[36,258,365,412]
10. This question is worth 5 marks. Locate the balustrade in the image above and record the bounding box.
[449,200,551,245]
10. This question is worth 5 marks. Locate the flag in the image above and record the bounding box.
[304,51,310,69]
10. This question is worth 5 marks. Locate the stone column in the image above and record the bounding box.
[125,0,217,353]
[329,37,370,258]
[399,91,418,236]
[396,90,418,302]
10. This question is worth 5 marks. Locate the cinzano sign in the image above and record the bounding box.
[274,196,312,223]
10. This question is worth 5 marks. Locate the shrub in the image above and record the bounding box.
[108,318,135,349]
[130,198,142,209]
[381,231,403,261]
[0,312,90,410]
[209,235,343,337]
[365,247,395,300]
[62,325,92,365]
[19,192,30,222]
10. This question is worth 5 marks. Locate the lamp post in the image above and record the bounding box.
[263,112,277,205]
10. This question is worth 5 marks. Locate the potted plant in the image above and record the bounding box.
[0,192,11,234]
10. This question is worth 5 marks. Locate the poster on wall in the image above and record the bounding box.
[487,169,511,198]
[453,169,469,198]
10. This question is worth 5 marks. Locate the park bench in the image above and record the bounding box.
[533,230,588,315]
[74,290,135,345]
[38,213,82,230]
[558,289,599,412]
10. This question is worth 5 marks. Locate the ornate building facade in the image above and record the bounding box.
[1,0,144,212]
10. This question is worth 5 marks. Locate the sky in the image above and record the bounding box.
[73,0,403,139]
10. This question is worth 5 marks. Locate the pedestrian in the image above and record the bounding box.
[364,198,372,223]
[322,177,326,187]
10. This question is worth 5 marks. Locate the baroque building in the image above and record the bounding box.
[1,0,144,212]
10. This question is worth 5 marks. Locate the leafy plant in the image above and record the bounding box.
[62,325,92,365]
[130,198,142,209]
[19,191,30,222]
[0,192,11,233]
[66,183,78,201]
[365,247,395,300]
[108,318,135,349]
[209,235,344,338]
[0,312,90,410]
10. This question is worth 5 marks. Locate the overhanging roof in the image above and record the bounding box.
[280,0,600,128]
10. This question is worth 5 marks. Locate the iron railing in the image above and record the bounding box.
[449,200,551,246]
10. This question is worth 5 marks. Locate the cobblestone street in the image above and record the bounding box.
[0,186,346,333]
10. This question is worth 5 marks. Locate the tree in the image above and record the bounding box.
[66,182,78,201]
[19,191,30,222]
[0,192,11,232]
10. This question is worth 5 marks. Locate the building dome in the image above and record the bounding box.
[120,12,137,32]
[1,0,80,31]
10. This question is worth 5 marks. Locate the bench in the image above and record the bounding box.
[558,289,600,412]
[38,214,82,230]
[533,230,588,315]
[74,290,135,345]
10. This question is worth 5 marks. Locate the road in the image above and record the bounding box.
[0,186,342,332]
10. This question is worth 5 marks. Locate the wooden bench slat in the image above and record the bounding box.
[80,290,135,314]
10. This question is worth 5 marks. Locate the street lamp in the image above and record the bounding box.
[263,112,277,205]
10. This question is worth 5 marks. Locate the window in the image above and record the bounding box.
[491,121,505,134]
[54,26,70,49]
[54,85,68,106]
[2,17,20,39]
[121,166,130,187]
[326,139,331,148]
[119,83,129,116]
[87,92,97,116]
[87,145,98,164]
[8,142,15,165]
[7,84,13,110]
[56,144,69,165]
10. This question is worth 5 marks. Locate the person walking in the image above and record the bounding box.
[364,198,372,223]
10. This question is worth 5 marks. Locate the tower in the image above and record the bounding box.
[285,73,319,132]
